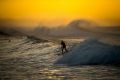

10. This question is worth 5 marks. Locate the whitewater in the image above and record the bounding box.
[55,39,120,65]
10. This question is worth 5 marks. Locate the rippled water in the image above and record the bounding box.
[1,63,120,80]
[0,37,120,80]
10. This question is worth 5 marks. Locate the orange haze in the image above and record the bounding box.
[0,0,120,28]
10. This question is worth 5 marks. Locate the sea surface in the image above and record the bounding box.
[0,36,120,80]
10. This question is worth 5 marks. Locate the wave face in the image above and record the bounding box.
[55,39,120,66]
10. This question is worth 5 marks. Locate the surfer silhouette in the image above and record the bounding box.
[61,40,68,54]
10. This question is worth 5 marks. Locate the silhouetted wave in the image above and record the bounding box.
[55,39,120,66]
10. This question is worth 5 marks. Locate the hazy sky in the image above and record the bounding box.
[0,0,120,28]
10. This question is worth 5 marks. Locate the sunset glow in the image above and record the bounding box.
[0,0,120,28]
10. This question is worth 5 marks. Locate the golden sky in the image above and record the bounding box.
[0,0,120,28]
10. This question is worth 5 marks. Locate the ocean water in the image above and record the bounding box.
[0,36,120,80]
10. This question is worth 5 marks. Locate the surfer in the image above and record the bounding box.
[61,40,68,54]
